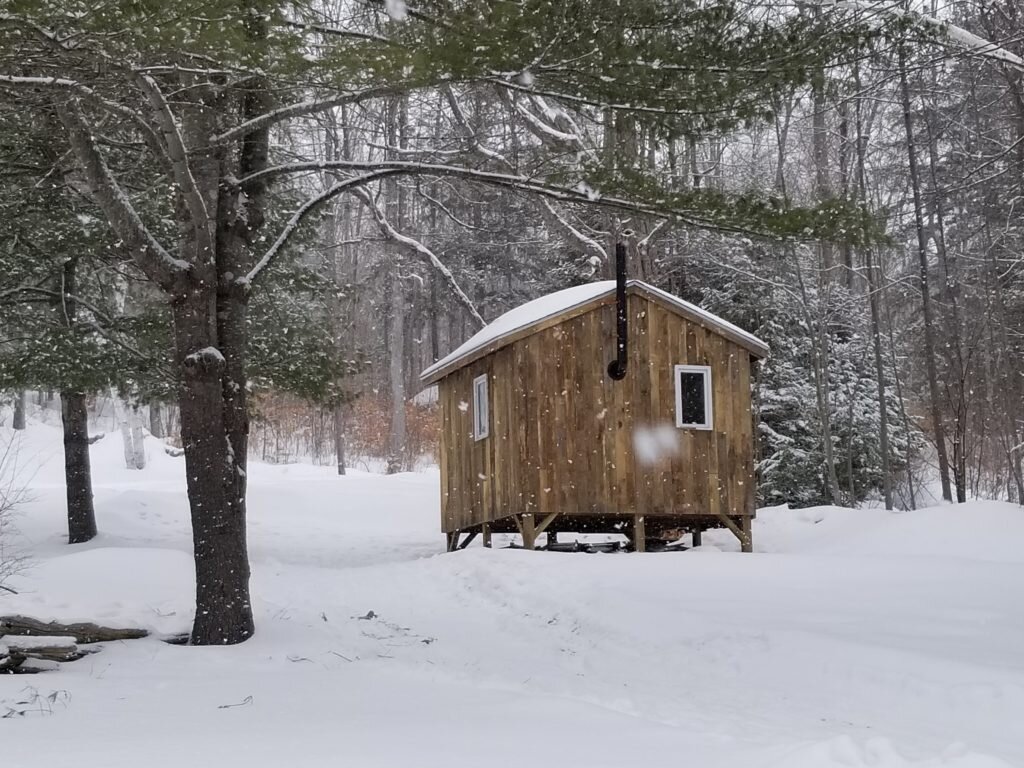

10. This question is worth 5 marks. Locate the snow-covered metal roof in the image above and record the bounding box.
[419,279,768,384]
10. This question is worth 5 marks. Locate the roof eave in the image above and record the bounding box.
[420,282,769,383]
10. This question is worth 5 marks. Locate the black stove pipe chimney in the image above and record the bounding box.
[607,241,628,381]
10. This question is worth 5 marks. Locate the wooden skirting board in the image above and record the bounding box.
[445,510,753,552]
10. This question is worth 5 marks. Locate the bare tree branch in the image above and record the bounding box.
[241,170,403,285]
[539,198,609,265]
[352,186,486,328]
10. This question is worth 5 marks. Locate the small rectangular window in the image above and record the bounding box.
[473,374,489,441]
[675,364,713,430]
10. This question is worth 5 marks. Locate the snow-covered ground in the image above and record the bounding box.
[2,421,1023,767]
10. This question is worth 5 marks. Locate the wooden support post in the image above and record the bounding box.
[634,515,646,553]
[691,527,702,547]
[521,513,536,550]
[457,531,479,550]
[715,512,752,553]
[534,511,559,537]
[482,523,492,548]
[445,532,458,552]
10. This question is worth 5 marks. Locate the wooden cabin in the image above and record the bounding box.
[420,279,769,552]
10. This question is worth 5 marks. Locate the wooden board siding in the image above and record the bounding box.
[438,293,757,532]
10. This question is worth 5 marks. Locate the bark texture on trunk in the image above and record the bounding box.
[130,406,146,469]
[61,391,96,544]
[164,93,258,646]
[387,273,406,473]
[149,401,165,439]
[173,294,253,646]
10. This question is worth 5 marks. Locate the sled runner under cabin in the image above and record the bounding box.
[420,273,769,553]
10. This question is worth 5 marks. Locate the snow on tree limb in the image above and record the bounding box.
[819,0,1024,71]
[55,100,189,288]
[351,187,486,328]
[497,87,584,148]
[0,75,167,155]
[238,159,769,237]
[241,170,403,285]
[443,86,514,170]
[539,198,609,266]
[210,86,405,146]
[135,74,214,257]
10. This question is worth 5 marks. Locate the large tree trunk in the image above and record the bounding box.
[165,85,260,645]
[173,293,253,646]
[61,390,96,544]
[12,391,26,430]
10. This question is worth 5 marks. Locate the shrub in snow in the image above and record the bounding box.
[0,432,29,594]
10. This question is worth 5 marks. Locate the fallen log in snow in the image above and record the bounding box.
[0,616,149,644]
[0,635,89,662]
[0,642,24,673]
[1,636,95,675]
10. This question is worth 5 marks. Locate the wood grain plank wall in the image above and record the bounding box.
[438,294,757,532]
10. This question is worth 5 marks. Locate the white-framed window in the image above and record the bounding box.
[472,374,490,441]
[674,364,713,430]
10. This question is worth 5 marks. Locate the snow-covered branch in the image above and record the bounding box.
[819,0,1024,71]
[241,170,402,286]
[497,88,584,149]
[56,100,188,289]
[0,75,166,155]
[638,219,670,252]
[444,86,514,170]
[211,85,405,146]
[539,198,609,266]
[237,160,766,237]
[136,74,214,256]
[352,187,486,328]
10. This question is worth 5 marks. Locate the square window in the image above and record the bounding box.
[674,365,712,429]
[473,374,489,440]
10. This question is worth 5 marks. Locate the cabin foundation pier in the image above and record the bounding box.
[634,515,646,552]
[521,513,536,550]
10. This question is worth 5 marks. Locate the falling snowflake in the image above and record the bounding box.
[385,0,408,21]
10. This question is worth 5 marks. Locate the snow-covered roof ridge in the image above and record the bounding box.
[420,280,768,384]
